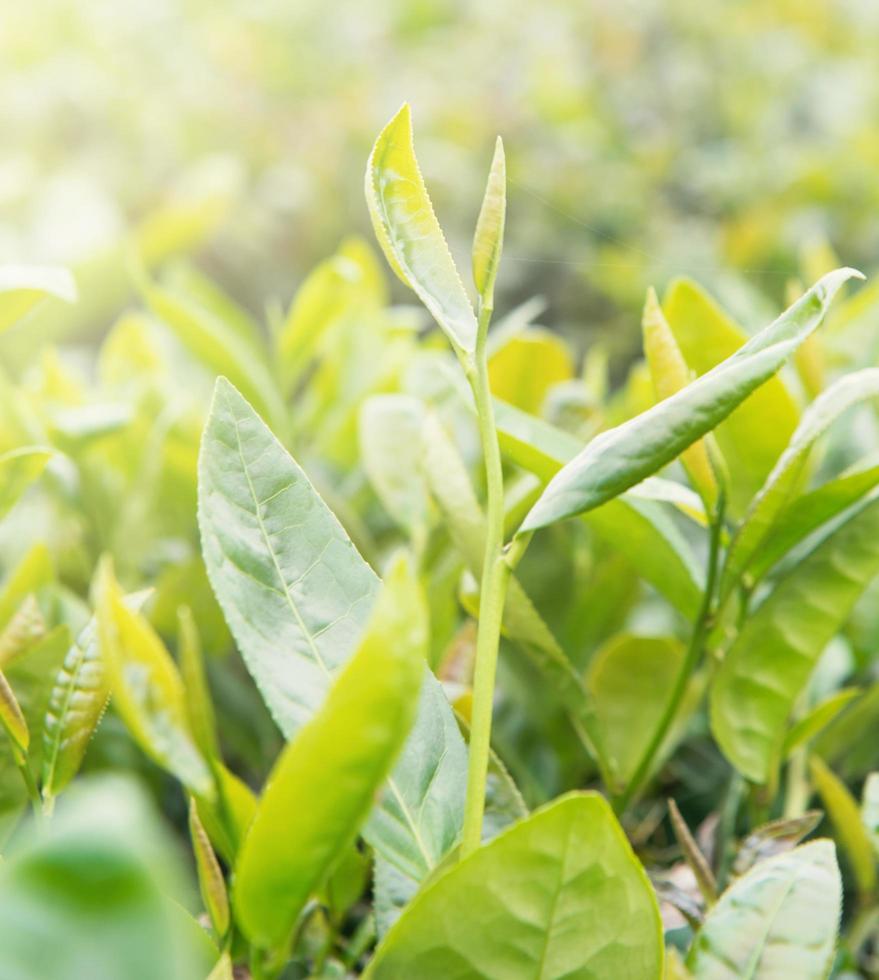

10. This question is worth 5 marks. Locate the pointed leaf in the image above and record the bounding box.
[365,792,663,979]
[0,447,53,521]
[365,105,477,354]
[471,137,506,305]
[521,270,859,533]
[188,797,230,938]
[0,668,28,763]
[711,492,879,782]
[733,811,823,876]
[723,367,879,599]
[234,557,425,951]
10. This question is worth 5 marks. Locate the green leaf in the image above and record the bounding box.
[0,544,53,637]
[472,136,506,306]
[96,561,213,798]
[365,104,477,354]
[662,277,802,514]
[234,556,425,952]
[809,755,876,898]
[359,394,429,541]
[144,279,286,433]
[0,265,76,333]
[723,367,879,600]
[365,792,663,979]
[861,773,879,856]
[586,634,686,785]
[0,667,28,763]
[176,606,220,763]
[482,397,702,616]
[711,491,879,782]
[488,329,574,415]
[746,456,879,584]
[41,596,148,804]
[521,269,859,533]
[0,447,53,521]
[781,688,860,758]
[642,286,719,510]
[0,775,214,980]
[199,379,467,895]
[188,796,230,938]
[688,841,841,979]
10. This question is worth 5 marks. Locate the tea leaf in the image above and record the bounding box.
[96,560,213,798]
[188,797,230,938]
[810,755,876,898]
[723,367,879,600]
[733,811,823,876]
[365,792,663,979]
[365,104,477,355]
[0,667,28,763]
[488,329,574,415]
[642,286,719,509]
[0,265,76,333]
[471,136,506,307]
[668,798,718,904]
[177,606,219,763]
[521,269,859,533]
[0,447,53,522]
[200,379,467,893]
[781,688,861,758]
[234,556,425,952]
[662,277,800,514]
[688,841,841,979]
[711,491,879,783]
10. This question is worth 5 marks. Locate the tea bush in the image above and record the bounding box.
[1,102,879,979]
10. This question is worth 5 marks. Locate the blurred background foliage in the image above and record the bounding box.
[4,0,879,367]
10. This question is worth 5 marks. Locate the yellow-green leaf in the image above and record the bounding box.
[188,797,230,938]
[471,136,506,306]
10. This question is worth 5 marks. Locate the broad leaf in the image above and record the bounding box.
[688,841,841,980]
[662,277,800,513]
[365,792,663,979]
[586,634,686,785]
[711,492,879,782]
[234,557,425,951]
[723,367,879,600]
[366,104,477,354]
[199,379,467,895]
[521,269,859,533]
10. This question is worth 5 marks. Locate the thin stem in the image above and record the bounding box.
[17,758,41,816]
[615,493,726,814]
[460,304,511,859]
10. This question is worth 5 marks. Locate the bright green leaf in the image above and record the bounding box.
[0,265,76,333]
[472,136,506,306]
[0,447,53,522]
[188,797,230,938]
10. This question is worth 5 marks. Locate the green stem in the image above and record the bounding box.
[615,494,726,814]
[460,304,511,859]
[17,758,41,816]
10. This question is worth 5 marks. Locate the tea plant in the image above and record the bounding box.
[0,107,879,979]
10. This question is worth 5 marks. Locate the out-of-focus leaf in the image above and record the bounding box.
[277,238,385,392]
[521,270,858,533]
[365,793,663,979]
[809,755,876,898]
[710,491,879,783]
[642,286,719,509]
[199,380,466,899]
[0,544,53,637]
[176,607,219,763]
[663,277,800,514]
[723,368,879,600]
[145,280,286,433]
[0,775,214,980]
[195,764,256,865]
[234,557,425,952]
[0,265,76,333]
[733,811,823,876]
[0,667,28,763]
[0,595,46,667]
[488,329,573,415]
[42,594,148,805]
[781,688,860,758]
[359,394,428,541]
[0,447,53,521]
[96,561,213,798]
[688,841,841,979]
[862,773,879,856]
[472,136,505,306]
[365,104,477,355]
[586,634,685,785]
[188,797,229,938]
